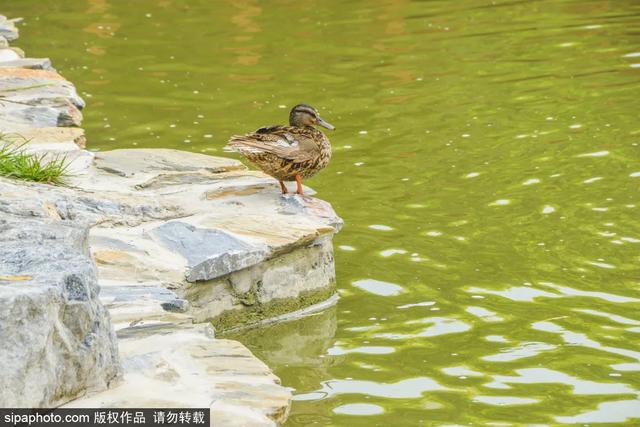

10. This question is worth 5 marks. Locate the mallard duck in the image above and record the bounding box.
[225,104,334,195]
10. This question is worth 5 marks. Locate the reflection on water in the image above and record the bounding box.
[294,376,448,400]
[332,403,384,416]
[5,0,640,424]
[473,395,539,406]
[485,368,636,395]
[352,279,404,296]
[481,342,556,362]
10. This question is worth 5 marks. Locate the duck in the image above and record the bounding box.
[225,104,334,195]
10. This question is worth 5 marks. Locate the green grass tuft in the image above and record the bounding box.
[0,133,71,185]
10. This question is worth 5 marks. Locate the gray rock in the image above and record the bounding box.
[0,47,21,61]
[90,235,141,252]
[0,69,85,110]
[0,57,53,70]
[65,324,291,426]
[0,101,82,131]
[279,194,344,231]
[150,221,268,282]
[0,104,60,129]
[184,237,337,328]
[2,127,85,151]
[0,17,18,41]
[94,148,243,178]
[0,177,185,227]
[100,284,178,304]
[161,298,190,313]
[0,215,120,407]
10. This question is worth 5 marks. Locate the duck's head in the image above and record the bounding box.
[289,104,335,130]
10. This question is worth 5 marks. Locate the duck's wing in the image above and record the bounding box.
[226,126,318,162]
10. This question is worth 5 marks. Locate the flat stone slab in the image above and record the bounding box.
[59,148,342,284]
[65,322,291,427]
[0,47,22,61]
[0,16,19,41]
[0,68,85,107]
[98,280,191,331]
[89,229,186,284]
[0,177,186,227]
[3,127,86,151]
[94,148,244,177]
[0,57,54,70]
[44,149,94,175]
[151,221,269,282]
[195,193,342,251]
[80,275,294,425]
[0,99,82,131]
[0,67,62,79]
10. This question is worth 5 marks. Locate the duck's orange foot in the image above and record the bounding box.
[295,174,304,195]
[279,180,288,194]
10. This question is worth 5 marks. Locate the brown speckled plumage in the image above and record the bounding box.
[225,104,334,195]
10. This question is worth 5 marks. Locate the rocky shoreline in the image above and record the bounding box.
[0,15,341,426]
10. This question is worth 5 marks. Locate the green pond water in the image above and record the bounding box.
[5,0,640,424]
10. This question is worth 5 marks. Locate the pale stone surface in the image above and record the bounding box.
[0,68,85,131]
[0,214,120,407]
[150,221,269,282]
[0,177,296,419]
[69,267,292,424]
[66,323,290,426]
[0,99,82,130]
[0,47,21,61]
[0,16,19,41]
[0,57,54,70]
[52,149,95,175]
[0,177,185,227]
[78,150,342,328]
[98,280,192,331]
[93,148,243,178]
[0,68,84,107]
[184,237,337,326]
[62,148,341,331]
[5,127,86,151]
[89,228,186,285]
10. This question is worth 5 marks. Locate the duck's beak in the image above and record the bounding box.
[316,117,335,130]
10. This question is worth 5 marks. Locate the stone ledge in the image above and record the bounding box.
[185,237,337,330]
[0,57,54,70]
[64,322,291,427]
[0,67,85,131]
[3,127,86,151]
[0,16,19,41]
[76,148,342,327]
[70,275,292,424]
[0,146,342,330]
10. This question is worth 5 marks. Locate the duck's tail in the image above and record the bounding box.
[225,136,270,155]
